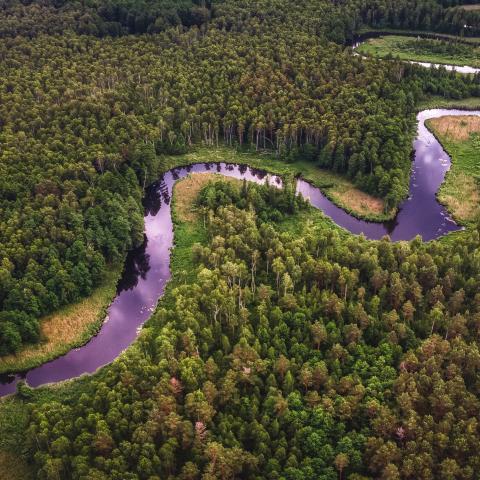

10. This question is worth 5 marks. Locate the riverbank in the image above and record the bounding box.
[355,28,480,46]
[426,115,480,224]
[417,96,480,111]
[357,34,480,68]
[160,146,393,222]
[0,265,123,375]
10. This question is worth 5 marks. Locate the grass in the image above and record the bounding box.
[0,264,123,375]
[426,115,480,224]
[160,146,392,221]
[417,96,480,111]
[356,28,480,45]
[357,35,480,67]
[457,3,480,10]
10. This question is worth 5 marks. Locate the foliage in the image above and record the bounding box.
[25,179,480,479]
[427,116,480,223]
[5,0,477,353]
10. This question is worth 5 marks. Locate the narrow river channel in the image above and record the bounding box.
[0,108,479,397]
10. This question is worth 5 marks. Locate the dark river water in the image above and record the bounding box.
[0,108,478,397]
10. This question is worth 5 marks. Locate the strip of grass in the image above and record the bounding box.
[357,35,480,67]
[0,264,123,375]
[417,96,480,111]
[160,146,392,222]
[426,116,480,224]
[457,4,480,10]
[356,28,480,45]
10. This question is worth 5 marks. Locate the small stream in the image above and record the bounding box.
[1,108,479,397]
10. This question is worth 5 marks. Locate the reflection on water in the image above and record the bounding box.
[117,235,151,293]
[1,110,478,396]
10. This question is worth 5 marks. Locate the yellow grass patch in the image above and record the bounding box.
[174,173,240,223]
[0,265,122,374]
[439,172,480,222]
[429,115,480,141]
[0,451,33,480]
[458,3,480,10]
[330,187,386,217]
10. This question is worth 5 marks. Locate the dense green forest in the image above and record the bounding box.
[0,0,480,477]
[25,178,480,479]
[1,0,480,355]
[0,0,213,37]
[0,0,479,38]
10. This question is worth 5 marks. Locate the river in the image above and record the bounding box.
[1,108,479,397]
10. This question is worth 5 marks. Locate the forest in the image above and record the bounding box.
[24,178,480,479]
[0,0,479,478]
[1,0,479,356]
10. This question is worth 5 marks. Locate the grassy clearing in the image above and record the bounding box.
[357,35,480,67]
[161,146,391,221]
[458,3,480,10]
[427,115,480,223]
[428,115,480,141]
[356,28,480,45]
[174,173,239,223]
[417,96,480,111]
[0,264,123,375]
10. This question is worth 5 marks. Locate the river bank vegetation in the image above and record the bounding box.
[0,265,123,375]
[427,115,480,223]
[357,35,480,67]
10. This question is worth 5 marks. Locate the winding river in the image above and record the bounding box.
[0,107,479,397]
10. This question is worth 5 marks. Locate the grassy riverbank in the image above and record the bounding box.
[417,96,480,111]
[356,28,480,45]
[426,115,480,224]
[357,35,480,67]
[0,265,123,375]
[457,3,480,10]
[161,146,392,222]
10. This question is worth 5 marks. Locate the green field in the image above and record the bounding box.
[427,115,480,224]
[357,35,480,67]
[417,95,480,111]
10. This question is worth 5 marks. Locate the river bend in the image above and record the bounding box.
[0,108,479,396]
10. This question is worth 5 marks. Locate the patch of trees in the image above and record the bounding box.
[0,0,214,38]
[26,180,480,478]
[349,0,480,37]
